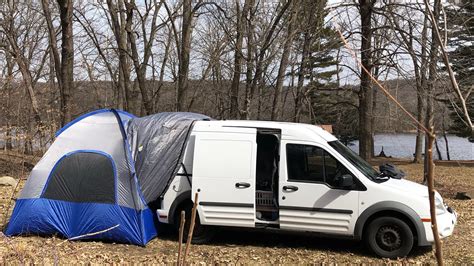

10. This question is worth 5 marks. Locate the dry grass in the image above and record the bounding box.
[0,159,473,264]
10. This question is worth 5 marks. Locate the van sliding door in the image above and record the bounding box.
[192,127,257,228]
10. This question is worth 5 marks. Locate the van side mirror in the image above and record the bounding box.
[339,174,354,188]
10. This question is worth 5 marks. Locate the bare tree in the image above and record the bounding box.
[124,0,163,115]
[271,0,296,121]
[176,0,193,111]
[243,0,291,120]
[357,0,376,160]
[388,3,430,163]
[42,0,74,125]
[107,0,133,111]
[229,0,253,119]
[1,1,45,129]
[424,0,441,182]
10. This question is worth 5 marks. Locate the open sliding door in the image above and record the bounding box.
[192,127,257,227]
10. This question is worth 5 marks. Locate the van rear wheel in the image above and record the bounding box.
[175,202,216,244]
[365,216,414,258]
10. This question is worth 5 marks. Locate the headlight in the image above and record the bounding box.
[435,197,446,215]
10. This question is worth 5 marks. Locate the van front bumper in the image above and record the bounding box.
[423,206,457,243]
[438,206,457,238]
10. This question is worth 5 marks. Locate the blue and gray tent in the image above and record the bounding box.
[5,109,209,245]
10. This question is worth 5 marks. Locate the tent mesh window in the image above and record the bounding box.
[42,152,116,204]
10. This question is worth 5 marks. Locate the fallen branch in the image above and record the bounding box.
[56,224,120,246]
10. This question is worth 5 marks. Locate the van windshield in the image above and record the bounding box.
[328,140,379,180]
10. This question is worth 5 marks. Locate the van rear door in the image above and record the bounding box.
[192,127,257,227]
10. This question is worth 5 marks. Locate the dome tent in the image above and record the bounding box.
[5,109,209,245]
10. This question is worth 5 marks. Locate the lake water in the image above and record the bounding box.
[1,131,472,160]
[349,133,474,160]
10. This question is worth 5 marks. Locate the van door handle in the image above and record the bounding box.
[235,182,251,188]
[283,185,299,192]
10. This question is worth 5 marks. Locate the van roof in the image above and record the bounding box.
[193,120,338,143]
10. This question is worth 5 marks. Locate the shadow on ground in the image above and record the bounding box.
[157,224,432,258]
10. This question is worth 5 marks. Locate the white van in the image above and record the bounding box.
[156,120,457,258]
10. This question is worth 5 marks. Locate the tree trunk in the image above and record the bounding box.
[414,94,425,163]
[124,0,153,115]
[358,0,375,160]
[229,0,252,119]
[243,5,255,120]
[281,57,296,120]
[4,50,14,150]
[57,0,74,124]
[3,32,41,133]
[107,0,132,112]
[229,1,242,119]
[414,13,429,163]
[443,131,450,161]
[154,28,173,112]
[12,51,43,129]
[42,0,74,125]
[434,138,442,160]
[424,0,440,183]
[177,0,193,111]
[294,29,311,123]
[244,1,290,120]
[271,1,295,121]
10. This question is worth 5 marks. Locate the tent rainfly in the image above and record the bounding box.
[5,109,209,245]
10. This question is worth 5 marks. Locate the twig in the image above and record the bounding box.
[182,192,199,265]
[56,224,120,246]
[177,210,185,265]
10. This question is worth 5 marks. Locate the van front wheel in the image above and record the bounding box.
[365,216,414,258]
[175,202,216,244]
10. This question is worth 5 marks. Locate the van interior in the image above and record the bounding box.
[255,129,280,223]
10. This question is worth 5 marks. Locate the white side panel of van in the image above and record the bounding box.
[192,128,257,227]
[278,141,359,235]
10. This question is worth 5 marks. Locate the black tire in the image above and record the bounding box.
[175,202,216,244]
[364,216,414,259]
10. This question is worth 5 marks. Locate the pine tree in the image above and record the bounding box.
[445,0,473,141]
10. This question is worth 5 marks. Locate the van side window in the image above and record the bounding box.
[286,144,353,188]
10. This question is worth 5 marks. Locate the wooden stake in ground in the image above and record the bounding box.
[177,211,186,265]
[426,128,443,266]
[182,192,199,265]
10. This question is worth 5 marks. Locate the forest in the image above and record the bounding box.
[0,0,472,161]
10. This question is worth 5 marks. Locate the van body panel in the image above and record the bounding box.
[278,139,359,235]
[191,127,257,227]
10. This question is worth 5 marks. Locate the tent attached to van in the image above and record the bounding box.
[5,109,209,245]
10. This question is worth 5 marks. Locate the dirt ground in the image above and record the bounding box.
[0,157,473,264]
